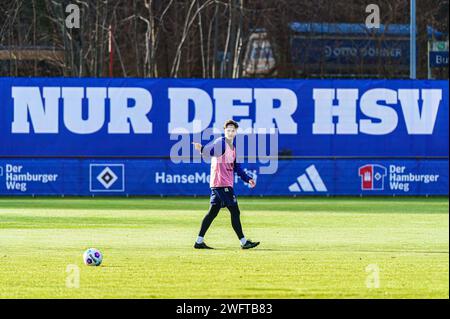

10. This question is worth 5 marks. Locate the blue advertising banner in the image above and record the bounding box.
[429,51,449,67]
[0,78,448,157]
[0,159,447,196]
[290,38,410,67]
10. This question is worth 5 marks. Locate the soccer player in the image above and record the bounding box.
[192,119,260,250]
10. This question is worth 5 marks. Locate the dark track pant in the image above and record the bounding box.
[198,204,245,239]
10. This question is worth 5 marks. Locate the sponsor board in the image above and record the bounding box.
[0,159,447,196]
[0,163,59,193]
[288,165,327,192]
[89,164,125,192]
[359,164,441,193]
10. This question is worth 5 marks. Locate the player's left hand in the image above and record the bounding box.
[248,179,256,188]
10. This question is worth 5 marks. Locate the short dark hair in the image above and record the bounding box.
[223,119,239,129]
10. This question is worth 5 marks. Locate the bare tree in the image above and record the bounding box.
[0,0,447,79]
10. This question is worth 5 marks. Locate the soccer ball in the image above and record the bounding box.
[83,248,103,266]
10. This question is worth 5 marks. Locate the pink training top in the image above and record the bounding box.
[210,142,236,188]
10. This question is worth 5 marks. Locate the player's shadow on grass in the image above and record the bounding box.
[213,248,450,254]
[214,247,300,252]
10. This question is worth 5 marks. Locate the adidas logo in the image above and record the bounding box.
[288,165,327,192]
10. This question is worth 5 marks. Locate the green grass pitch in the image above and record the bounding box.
[0,197,448,299]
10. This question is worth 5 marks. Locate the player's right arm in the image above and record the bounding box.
[192,138,225,158]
